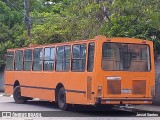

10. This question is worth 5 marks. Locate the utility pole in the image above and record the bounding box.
[24,0,31,37]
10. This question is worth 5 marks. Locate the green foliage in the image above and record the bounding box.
[102,0,160,54]
[0,0,160,69]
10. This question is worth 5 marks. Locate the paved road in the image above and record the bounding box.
[0,95,159,120]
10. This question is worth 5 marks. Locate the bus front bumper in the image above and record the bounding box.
[96,97,152,105]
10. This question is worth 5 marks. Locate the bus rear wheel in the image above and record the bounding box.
[13,86,27,104]
[57,87,71,111]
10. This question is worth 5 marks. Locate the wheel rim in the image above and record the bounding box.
[16,89,21,98]
[58,91,66,108]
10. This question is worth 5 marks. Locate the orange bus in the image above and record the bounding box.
[5,35,155,110]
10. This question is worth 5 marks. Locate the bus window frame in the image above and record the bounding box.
[23,49,33,71]
[14,50,23,71]
[6,51,14,71]
[87,42,95,72]
[55,45,71,72]
[101,42,151,72]
[71,43,87,72]
[43,47,55,71]
[32,48,43,71]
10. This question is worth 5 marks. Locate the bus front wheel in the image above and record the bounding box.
[13,86,27,104]
[57,87,71,111]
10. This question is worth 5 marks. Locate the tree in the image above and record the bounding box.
[0,0,160,69]
[101,0,160,54]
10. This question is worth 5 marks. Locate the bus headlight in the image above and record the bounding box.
[97,86,102,97]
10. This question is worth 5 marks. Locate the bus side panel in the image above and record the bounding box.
[66,92,87,105]
[5,86,13,95]
[17,72,56,101]
[21,87,55,101]
[11,71,90,105]
[65,74,95,105]
[60,72,90,105]
[5,72,14,95]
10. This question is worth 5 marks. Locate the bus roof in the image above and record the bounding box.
[7,35,152,51]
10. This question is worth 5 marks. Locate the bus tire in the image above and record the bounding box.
[57,87,71,111]
[13,86,27,104]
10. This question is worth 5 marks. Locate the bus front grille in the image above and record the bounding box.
[133,80,146,94]
[107,80,121,94]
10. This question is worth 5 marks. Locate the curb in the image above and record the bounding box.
[0,94,39,100]
[0,93,13,97]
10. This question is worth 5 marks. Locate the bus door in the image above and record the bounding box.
[86,42,95,102]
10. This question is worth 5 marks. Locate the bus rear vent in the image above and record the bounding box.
[107,80,121,94]
[133,80,146,94]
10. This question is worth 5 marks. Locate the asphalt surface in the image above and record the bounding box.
[0,94,159,120]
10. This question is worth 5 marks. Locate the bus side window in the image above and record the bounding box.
[24,49,32,71]
[87,43,95,72]
[33,48,43,71]
[14,50,23,71]
[64,46,71,71]
[56,46,71,71]
[56,46,64,71]
[44,47,55,71]
[6,51,14,71]
[72,44,86,72]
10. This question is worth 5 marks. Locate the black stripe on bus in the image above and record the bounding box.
[66,89,86,94]
[5,84,56,91]
[5,84,14,86]
[21,85,56,91]
[5,84,86,94]
[101,98,152,101]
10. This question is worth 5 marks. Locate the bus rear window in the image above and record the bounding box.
[102,42,150,72]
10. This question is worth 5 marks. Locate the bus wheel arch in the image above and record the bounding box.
[55,83,71,111]
[14,80,20,89]
[55,83,64,103]
[13,80,27,104]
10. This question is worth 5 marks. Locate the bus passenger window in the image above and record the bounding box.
[87,43,95,72]
[72,44,86,72]
[14,50,23,71]
[56,46,71,71]
[44,47,54,71]
[64,46,71,71]
[6,51,14,71]
[24,49,32,71]
[33,48,43,71]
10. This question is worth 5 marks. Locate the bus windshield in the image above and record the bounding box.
[102,42,150,71]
